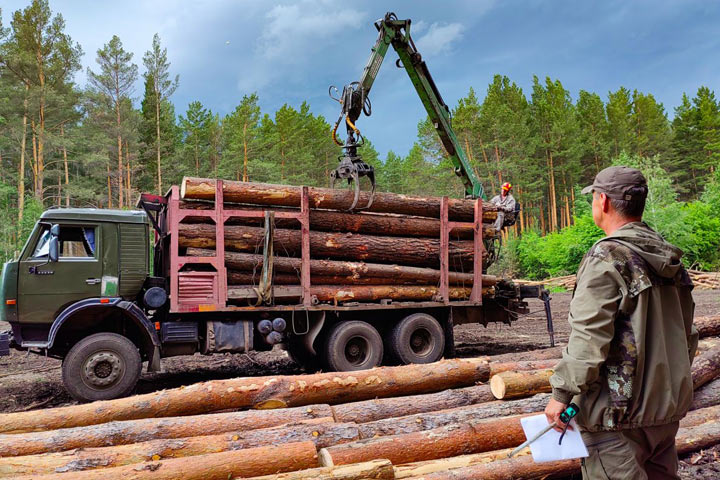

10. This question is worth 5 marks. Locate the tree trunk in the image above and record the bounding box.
[12,441,319,480]
[691,344,720,390]
[155,87,162,195]
[697,315,720,338]
[188,249,491,286]
[0,422,356,476]
[227,270,482,287]
[178,224,482,269]
[180,203,497,236]
[116,96,124,208]
[61,124,70,207]
[331,385,495,424]
[227,285,485,303]
[243,460,394,480]
[489,369,554,400]
[181,177,497,221]
[18,84,29,223]
[398,418,720,480]
[0,358,489,434]
[691,377,720,411]
[243,122,249,182]
[0,407,333,457]
[357,394,549,438]
[106,161,113,208]
[319,415,528,467]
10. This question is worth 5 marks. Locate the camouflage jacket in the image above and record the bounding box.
[550,222,698,432]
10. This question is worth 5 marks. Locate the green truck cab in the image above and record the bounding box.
[1,208,162,402]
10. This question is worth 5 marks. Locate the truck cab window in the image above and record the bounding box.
[31,226,96,259]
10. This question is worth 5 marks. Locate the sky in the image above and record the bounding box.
[3,0,720,159]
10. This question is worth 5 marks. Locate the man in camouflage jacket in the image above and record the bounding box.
[545,166,698,480]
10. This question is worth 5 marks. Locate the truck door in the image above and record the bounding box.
[18,223,103,325]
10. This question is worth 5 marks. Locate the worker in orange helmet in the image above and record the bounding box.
[490,182,516,231]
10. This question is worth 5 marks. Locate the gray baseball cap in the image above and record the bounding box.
[581,166,648,200]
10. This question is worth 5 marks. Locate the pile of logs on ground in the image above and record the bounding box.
[179,177,499,302]
[2,314,720,479]
[521,270,720,291]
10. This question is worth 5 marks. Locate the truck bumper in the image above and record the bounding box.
[0,332,9,356]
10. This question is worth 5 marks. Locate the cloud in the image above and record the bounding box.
[259,0,367,60]
[415,22,465,57]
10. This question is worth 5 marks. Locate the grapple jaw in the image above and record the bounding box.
[330,153,376,211]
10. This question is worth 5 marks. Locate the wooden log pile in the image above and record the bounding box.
[3,326,720,479]
[179,177,497,304]
[520,270,720,291]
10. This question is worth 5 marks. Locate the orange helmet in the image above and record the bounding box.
[502,182,512,192]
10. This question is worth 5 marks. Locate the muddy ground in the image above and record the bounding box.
[0,290,718,477]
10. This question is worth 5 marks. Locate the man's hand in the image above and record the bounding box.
[545,398,573,433]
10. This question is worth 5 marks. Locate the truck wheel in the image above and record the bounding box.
[286,339,322,373]
[389,313,445,364]
[62,332,142,402]
[324,321,383,372]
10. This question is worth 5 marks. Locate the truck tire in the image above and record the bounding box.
[323,321,383,372]
[62,332,142,402]
[286,339,323,373]
[389,313,445,364]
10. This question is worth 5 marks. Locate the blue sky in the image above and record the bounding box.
[3,0,720,159]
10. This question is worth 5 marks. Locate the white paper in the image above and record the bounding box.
[519,414,589,463]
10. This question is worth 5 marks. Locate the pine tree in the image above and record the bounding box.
[575,90,609,178]
[178,101,212,176]
[142,33,178,194]
[221,94,261,181]
[87,35,137,208]
[606,87,633,157]
[630,89,670,158]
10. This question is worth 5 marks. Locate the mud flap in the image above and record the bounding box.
[0,332,9,356]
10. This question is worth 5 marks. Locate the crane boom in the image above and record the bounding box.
[333,12,484,199]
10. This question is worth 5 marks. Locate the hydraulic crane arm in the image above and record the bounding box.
[331,12,484,199]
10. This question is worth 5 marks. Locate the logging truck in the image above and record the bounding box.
[0,12,551,402]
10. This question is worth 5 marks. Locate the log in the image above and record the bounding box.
[227,270,476,287]
[318,415,528,467]
[0,407,333,457]
[180,202,497,237]
[691,377,720,410]
[13,441,319,480]
[0,358,490,434]
[696,315,720,338]
[481,346,564,363]
[681,404,720,428]
[697,337,720,353]
[0,422,358,476]
[179,224,481,269]
[393,447,531,479]
[180,177,498,221]
[227,285,488,303]
[188,248,492,286]
[399,418,720,480]
[488,359,558,377]
[331,385,495,424]
[489,369,554,400]
[242,460,395,480]
[357,394,549,438]
[691,344,720,390]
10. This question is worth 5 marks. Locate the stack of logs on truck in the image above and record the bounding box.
[138,177,546,372]
[0,314,718,479]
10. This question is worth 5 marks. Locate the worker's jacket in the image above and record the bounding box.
[490,193,516,213]
[550,222,698,432]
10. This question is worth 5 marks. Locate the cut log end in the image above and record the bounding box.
[490,375,506,399]
[318,448,334,467]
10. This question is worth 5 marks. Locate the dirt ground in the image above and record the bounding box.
[0,290,718,475]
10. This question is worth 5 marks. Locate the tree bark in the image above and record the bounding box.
[691,344,720,390]
[60,124,70,207]
[691,377,720,411]
[227,285,485,303]
[331,385,495,424]
[0,358,490,434]
[696,315,720,339]
[357,394,549,438]
[188,249,490,286]
[18,84,29,223]
[483,346,563,363]
[227,271,481,287]
[0,407,333,457]
[489,369,554,400]
[318,415,528,467]
[180,203,497,236]
[181,177,498,221]
[12,441,319,480]
[243,460,395,480]
[179,224,482,269]
[0,422,356,476]
[399,418,720,480]
[488,360,558,377]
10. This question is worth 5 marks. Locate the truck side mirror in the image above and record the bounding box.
[49,225,59,262]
